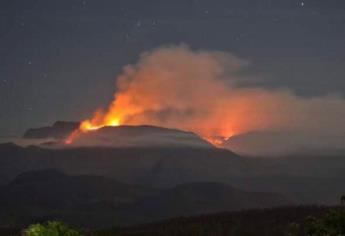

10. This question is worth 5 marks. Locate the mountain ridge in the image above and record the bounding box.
[22,122,215,149]
[0,169,292,227]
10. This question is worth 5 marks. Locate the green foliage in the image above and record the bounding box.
[286,222,300,236]
[305,209,345,236]
[24,221,84,236]
[287,209,345,236]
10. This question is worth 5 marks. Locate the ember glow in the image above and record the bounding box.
[66,45,345,146]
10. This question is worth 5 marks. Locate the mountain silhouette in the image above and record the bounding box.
[0,169,292,227]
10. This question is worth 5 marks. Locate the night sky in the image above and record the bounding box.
[1,0,345,136]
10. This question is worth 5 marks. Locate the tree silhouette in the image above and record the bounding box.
[341,195,345,205]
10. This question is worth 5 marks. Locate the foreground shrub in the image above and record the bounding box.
[288,208,345,236]
[24,221,83,236]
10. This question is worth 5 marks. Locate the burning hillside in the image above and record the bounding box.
[66,45,345,148]
[68,125,214,148]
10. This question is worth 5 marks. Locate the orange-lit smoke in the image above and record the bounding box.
[66,45,345,146]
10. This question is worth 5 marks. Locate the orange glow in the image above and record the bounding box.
[65,114,122,144]
[64,46,247,145]
[64,46,275,145]
[66,105,236,145]
[63,46,345,147]
[204,134,234,146]
[109,118,120,126]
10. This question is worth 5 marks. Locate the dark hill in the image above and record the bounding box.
[0,143,242,187]
[112,206,340,236]
[1,143,345,205]
[1,169,157,210]
[70,125,214,148]
[125,182,292,223]
[0,169,292,228]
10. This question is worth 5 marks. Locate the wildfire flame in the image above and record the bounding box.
[65,115,122,144]
[65,114,233,146]
[65,45,345,148]
[80,117,121,131]
[64,46,240,146]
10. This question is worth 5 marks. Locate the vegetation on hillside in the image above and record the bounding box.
[24,221,83,236]
[1,206,344,236]
[288,208,345,236]
[94,206,345,236]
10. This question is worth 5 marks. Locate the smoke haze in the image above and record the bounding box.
[78,45,345,153]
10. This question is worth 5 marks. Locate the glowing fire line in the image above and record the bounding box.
[65,117,121,144]
[65,117,233,147]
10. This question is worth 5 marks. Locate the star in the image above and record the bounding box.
[235,34,244,41]
[273,17,280,22]
[120,7,127,17]
[311,10,319,15]
[136,21,142,27]
[300,1,305,7]
[226,9,233,16]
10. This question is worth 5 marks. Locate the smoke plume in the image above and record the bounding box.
[72,45,345,149]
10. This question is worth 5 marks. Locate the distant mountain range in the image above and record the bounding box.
[0,142,241,187]
[1,141,345,206]
[22,121,214,149]
[0,122,344,227]
[23,121,79,139]
[0,169,292,227]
